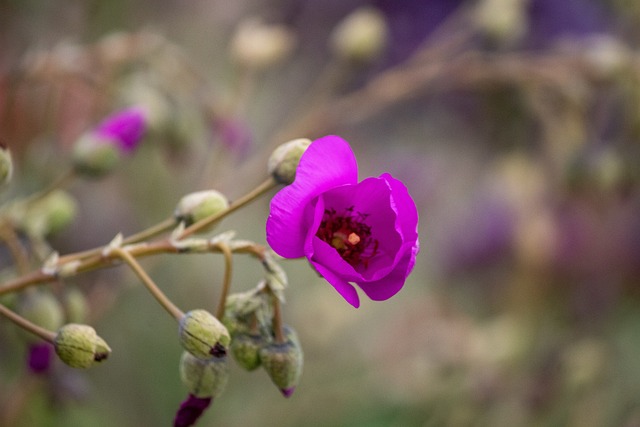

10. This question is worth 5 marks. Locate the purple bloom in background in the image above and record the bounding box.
[92,106,147,153]
[27,342,54,374]
[173,394,212,427]
[266,135,419,308]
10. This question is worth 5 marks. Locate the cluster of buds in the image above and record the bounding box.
[224,289,304,398]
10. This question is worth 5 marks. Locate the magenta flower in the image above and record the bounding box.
[92,106,147,153]
[266,135,419,308]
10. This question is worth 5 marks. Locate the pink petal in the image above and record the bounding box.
[309,260,360,307]
[266,135,358,258]
[356,243,417,301]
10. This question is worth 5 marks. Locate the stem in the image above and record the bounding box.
[271,293,285,344]
[215,243,233,319]
[180,177,277,239]
[58,217,177,264]
[0,303,56,342]
[108,247,184,321]
[0,223,30,275]
[22,169,76,207]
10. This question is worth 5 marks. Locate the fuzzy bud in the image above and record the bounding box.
[230,333,263,371]
[179,310,231,360]
[20,190,77,237]
[17,291,64,343]
[179,351,230,398]
[72,134,121,177]
[174,190,229,227]
[72,107,147,177]
[54,324,111,369]
[230,19,296,70]
[330,7,388,63]
[268,138,312,184]
[259,327,303,397]
[0,142,13,186]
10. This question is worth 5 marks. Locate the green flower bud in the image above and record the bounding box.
[0,142,13,186]
[179,309,231,360]
[18,190,77,237]
[72,134,121,178]
[17,290,64,342]
[54,323,111,369]
[268,138,312,185]
[62,287,88,324]
[330,7,388,63]
[230,333,263,371]
[259,326,303,397]
[174,190,229,227]
[179,351,230,398]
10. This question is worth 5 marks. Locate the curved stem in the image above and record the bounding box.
[108,247,184,321]
[215,243,233,319]
[0,303,56,342]
[0,223,30,275]
[180,176,277,238]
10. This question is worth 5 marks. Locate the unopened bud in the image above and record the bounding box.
[72,134,121,177]
[230,333,263,371]
[73,107,147,177]
[54,324,111,369]
[179,351,230,398]
[20,190,77,236]
[259,326,303,397]
[268,138,311,184]
[0,142,13,186]
[230,19,296,70]
[17,290,64,342]
[179,310,231,360]
[331,7,388,63]
[174,190,229,227]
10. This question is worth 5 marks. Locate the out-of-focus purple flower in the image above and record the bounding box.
[173,394,212,427]
[212,116,253,158]
[27,342,54,374]
[92,106,148,153]
[266,135,419,308]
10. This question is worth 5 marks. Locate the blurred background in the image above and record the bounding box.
[2,0,640,426]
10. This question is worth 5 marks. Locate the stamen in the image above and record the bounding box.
[316,206,378,268]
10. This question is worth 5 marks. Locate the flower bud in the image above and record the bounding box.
[268,138,312,185]
[17,290,64,342]
[230,333,263,371]
[174,190,229,227]
[20,190,77,236]
[54,324,111,369]
[330,7,388,63]
[259,327,303,397]
[230,19,296,70]
[72,107,147,177]
[179,310,231,360]
[0,142,13,186]
[179,351,229,398]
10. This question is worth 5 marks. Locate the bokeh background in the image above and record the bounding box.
[2,0,640,426]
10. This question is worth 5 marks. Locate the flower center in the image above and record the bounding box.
[316,206,378,268]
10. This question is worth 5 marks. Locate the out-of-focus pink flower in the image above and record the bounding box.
[27,342,54,374]
[92,106,147,153]
[266,135,419,308]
